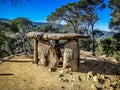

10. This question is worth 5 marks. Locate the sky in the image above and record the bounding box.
[0,0,111,31]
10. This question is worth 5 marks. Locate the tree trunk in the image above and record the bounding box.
[91,25,95,55]
[74,25,78,34]
[0,48,3,58]
[22,37,27,54]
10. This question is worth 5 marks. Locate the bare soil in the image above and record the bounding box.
[0,51,120,90]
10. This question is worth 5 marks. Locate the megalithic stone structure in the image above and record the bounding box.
[27,32,90,72]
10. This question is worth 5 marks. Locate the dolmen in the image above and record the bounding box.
[27,32,90,71]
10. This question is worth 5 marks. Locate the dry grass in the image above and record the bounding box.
[0,51,120,90]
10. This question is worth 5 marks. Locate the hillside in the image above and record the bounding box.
[0,51,120,90]
[0,18,10,22]
[0,18,116,38]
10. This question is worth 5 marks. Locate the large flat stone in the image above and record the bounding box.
[27,32,90,40]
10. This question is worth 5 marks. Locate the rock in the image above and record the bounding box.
[63,48,73,69]
[98,79,105,84]
[110,82,117,88]
[38,40,59,67]
[61,86,65,89]
[63,79,69,82]
[83,77,87,80]
[71,82,75,86]
[71,76,77,81]
[59,74,64,78]
[65,68,72,73]
[93,76,98,82]
[0,60,2,64]
[78,76,81,81]
[70,72,73,75]
[27,32,90,40]
[63,40,79,71]
[59,70,64,73]
[109,86,114,90]
[91,84,97,90]
[59,78,63,81]
[48,66,56,72]
[80,60,85,63]
[87,71,94,80]
[100,75,105,79]
[58,70,65,78]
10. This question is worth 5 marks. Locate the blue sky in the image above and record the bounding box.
[0,0,111,31]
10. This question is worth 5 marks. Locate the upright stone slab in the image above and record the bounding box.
[38,40,58,67]
[63,40,79,71]
[34,39,38,63]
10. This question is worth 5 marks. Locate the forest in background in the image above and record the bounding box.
[0,0,120,61]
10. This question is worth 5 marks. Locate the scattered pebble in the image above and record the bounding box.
[61,86,65,89]
[91,84,97,90]
[87,71,94,80]
[48,67,56,72]
[63,79,69,82]
[93,76,98,82]
[78,76,81,81]
[59,74,64,78]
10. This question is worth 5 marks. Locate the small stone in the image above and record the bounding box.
[59,74,64,78]
[91,84,97,90]
[80,60,85,63]
[78,76,81,81]
[59,70,64,74]
[87,71,94,80]
[110,82,117,87]
[61,86,65,89]
[71,82,75,86]
[70,72,73,75]
[48,67,56,72]
[83,77,86,80]
[63,79,69,82]
[72,76,76,81]
[93,76,98,82]
[59,78,63,81]
[98,79,105,84]
[100,75,105,79]
[70,80,73,82]
[109,86,114,90]
[0,61,2,64]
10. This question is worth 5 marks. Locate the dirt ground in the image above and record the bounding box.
[0,51,120,90]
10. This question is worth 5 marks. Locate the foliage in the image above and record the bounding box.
[109,0,120,32]
[93,29,104,38]
[0,17,33,57]
[97,37,117,57]
[35,24,59,33]
[114,53,120,62]
[0,21,19,57]
[10,17,33,54]
[79,39,92,51]
[47,0,105,55]
[113,33,120,41]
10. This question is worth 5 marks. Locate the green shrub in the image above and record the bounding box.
[114,54,120,62]
[97,37,117,57]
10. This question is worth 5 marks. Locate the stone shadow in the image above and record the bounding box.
[2,60,33,63]
[78,58,120,76]
[0,73,14,76]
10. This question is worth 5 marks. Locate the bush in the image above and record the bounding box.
[114,53,120,62]
[97,37,117,57]
[79,39,93,51]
